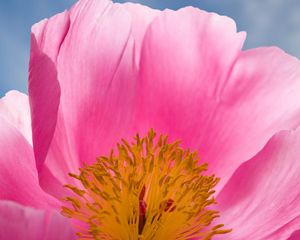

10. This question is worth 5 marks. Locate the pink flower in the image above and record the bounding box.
[1,0,300,239]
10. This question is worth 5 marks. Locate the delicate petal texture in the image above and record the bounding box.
[29,34,64,198]
[32,10,70,64]
[136,7,300,190]
[136,6,245,184]
[214,47,300,188]
[217,127,300,239]
[29,35,61,171]
[0,117,58,209]
[29,0,137,191]
[123,2,160,64]
[265,217,300,240]
[29,34,70,197]
[0,200,76,240]
[29,10,69,170]
[55,0,136,164]
[0,91,32,144]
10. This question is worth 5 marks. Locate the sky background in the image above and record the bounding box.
[0,0,300,97]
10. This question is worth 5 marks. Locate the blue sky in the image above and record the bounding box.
[0,0,300,97]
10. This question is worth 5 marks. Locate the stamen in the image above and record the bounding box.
[61,129,231,239]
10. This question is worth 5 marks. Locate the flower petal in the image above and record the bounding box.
[136,6,245,183]
[29,0,137,188]
[29,34,65,197]
[123,2,160,64]
[136,6,300,190]
[29,10,69,172]
[0,117,58,209]
[0,200,76,240]
[213,47,300,188]
[0,91,32,145]
[31,10,70,64]
[288,230,300,240]
[217,127,300,239]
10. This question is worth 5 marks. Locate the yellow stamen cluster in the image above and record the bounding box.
[61,130,230,239]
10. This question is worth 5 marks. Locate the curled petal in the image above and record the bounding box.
[0,91,32,145]
[0,117,58,209]
[0,200,75,240]
[217,127,300,239]
[137,7,300,191]
[29,0,137,192]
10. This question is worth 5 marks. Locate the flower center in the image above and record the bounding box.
[61,129,231,239]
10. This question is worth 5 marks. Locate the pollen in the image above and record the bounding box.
[61,129,231,239]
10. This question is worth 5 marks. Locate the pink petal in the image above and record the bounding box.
[31,10,70,64]
[216,127,300,239]
[29,11,69,173]
[213,47,300,188]
[29,0,137,190]
[288,230,300,240]
[29,34,60,172]
[136,6,245,183]
[0,117,59,209]
[0,91,32,145]
[0,200,76,240]
[29,34,64,198]
[136,6,300,190]
[122,2,160,64]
